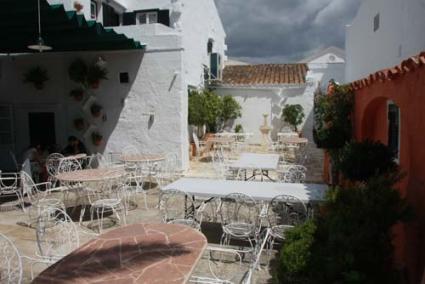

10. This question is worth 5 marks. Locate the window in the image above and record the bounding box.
[137,12,158,24]
[90,0,98,19]
[102,3,120,27]
[207,39,214,54]
[388,102,400,160]
[119,72,129,83]
[373,13,380,32]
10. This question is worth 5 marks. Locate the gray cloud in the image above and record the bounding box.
[214,0,362,63]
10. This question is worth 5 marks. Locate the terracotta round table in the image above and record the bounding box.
[119,154,166,163]
[33,223,207,284]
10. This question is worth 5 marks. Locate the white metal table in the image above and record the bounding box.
[163,177,327,203]
[230,153,280,181]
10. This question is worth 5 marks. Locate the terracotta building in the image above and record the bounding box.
[349,51,425,283]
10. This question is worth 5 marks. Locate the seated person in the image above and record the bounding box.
[62,136,88,156]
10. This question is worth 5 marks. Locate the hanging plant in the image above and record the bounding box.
[23,66,49,90]
[92,132,103,146]
[87,64,108,89]
[73,118,85,131]
[90,103,103,117]
[68,58,88,85]
[69,88,85,101]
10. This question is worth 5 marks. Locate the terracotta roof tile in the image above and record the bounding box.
[221,64,308,86]
[350,50,425,90]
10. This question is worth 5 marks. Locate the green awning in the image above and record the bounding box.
[0,0,144,53]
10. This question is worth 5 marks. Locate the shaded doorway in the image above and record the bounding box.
[28,112,56,147]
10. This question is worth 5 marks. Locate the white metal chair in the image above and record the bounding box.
[20,171,65,224]
[265,195,307,257]
[278,165,307,183]
[22,208,79,279]
[0,171,24,211]
[159,189,202,230]
[45,153,64,187]
[122,145,140,155]
[86,179,127,234]
[219,193,259,251]
[0,233,23,284]
[192,133,211,161]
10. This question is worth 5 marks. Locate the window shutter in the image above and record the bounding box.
[158,10,170,26]
[123,12,136,25]
[210,53,221,80]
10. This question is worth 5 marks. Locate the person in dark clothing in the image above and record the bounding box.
[62,136,88,156]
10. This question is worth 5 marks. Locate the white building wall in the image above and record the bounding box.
[346,0,425,82]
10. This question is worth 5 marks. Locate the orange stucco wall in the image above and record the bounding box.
[353,67,425,283]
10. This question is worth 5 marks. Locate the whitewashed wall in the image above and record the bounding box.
[346,0,425,82]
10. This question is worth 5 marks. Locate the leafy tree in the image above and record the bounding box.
[188,89,222,134]
[220,95,242,124]
[281,104,305,132]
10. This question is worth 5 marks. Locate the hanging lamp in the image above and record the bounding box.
[28,0,52,52]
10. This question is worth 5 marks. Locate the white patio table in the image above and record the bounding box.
[229,153,280,181]
[163,177,327,203]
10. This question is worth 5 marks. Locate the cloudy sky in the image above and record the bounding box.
[214,0,362,63]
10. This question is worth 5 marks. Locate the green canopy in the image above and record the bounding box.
[0,0,144,53]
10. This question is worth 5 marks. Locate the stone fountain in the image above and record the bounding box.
[259,113,271,147]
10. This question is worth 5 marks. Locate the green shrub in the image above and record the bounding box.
[234,124,243,133]
[278,220,316,283]
[23,66,49,90]
[282,104,305,132]
[337,140,399,182]
[308,179,410,284]
[188,90,222,133]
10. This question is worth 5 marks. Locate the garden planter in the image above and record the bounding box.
[93,138,103,146]
[92,132,103,146]
[73,119,85,131]
[90,104,103,118]
[90,81,100,89]
[70,89,84,101]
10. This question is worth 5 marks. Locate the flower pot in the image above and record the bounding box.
[34,83,44,90]
[92,111,102,118]
[90,81,100,89]
[74,120,85,131]
[93,138,103,146]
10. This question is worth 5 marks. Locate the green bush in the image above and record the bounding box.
[282,104,305,132]
[278,220,316,283]
[337,140,399,182]
[278,177,411,284]
[307,180,410,284]
[234,124,243,133]
[313,85,354,149]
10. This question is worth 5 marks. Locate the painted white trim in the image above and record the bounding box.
[214,83,307,91]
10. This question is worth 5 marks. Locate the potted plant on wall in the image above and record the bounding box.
[73,118,85,131]
[23,66,49,90]
[68,58,88,85]
[87,63,108,89]
[69,88,85,101]
[73,1,84,13]
[92,132,103,146]
[90,103,103,117]
[281,104,305,134]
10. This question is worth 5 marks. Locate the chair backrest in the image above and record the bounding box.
[280,165,307,183]
[122,145,140,155]
[192,133,200,152]
[0,172,19,194]
[219,193,259,227]
[45,153,65,177]
[0,233,23,284]
[164,152,178,177]
[36,208,79,260]
[21,158,32,178]
[159,189,195,223]
[57,158,82,173]
[20,171,38,202]
[268,194,308,227]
